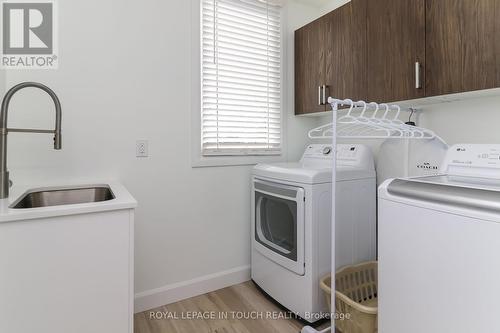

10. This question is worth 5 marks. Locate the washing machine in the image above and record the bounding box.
[251,144,376,322]
[379,144,500,333]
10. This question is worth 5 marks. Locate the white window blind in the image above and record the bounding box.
[201,0,282,156]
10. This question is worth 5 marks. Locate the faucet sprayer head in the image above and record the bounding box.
[54,131,62,150]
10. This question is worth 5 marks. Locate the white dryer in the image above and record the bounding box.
[379,144,500,333]
[251,144,376,322]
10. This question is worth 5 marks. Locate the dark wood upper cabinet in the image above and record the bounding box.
[295,0,367,114]
[325,0,367,109]
[366,0,426,102]
[294,0,500,115]
[294,17,327,115]
[425,0,500,96]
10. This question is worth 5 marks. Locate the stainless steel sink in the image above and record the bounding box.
[11,185,115,209]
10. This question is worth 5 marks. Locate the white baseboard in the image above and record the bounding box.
[134,265,251,313]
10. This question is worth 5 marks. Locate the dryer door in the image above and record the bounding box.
[253,179,305,275]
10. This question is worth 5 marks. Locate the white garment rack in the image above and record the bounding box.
[308,98,439,141]
[302,97,442,333]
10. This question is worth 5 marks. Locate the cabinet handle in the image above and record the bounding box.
[318,86,323,105]
[415,62,422,89]
[322,85,327,105]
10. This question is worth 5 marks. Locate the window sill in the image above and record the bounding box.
[191,154,285,168]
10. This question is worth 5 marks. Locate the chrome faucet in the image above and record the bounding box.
[0,82,62,199]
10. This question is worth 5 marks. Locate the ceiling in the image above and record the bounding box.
[291,0,335,8]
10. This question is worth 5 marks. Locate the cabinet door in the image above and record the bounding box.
[426,0,500,96]
[325,0,367,108]
[367,0,426,102]
[294,18,327,115]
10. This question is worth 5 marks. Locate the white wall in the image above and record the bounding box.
[418,93,500,145]
[317,0,350,14]
[284,1,327,159]
[2,0,321,310]
[0,70,4,96]
[7,0,499,312]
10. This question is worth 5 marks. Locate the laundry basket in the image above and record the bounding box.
[320,261,378,333]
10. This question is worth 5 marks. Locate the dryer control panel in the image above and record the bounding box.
[302,144,360,158]
[301,144,374,170]
[302,144,334,159]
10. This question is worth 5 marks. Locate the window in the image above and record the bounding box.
[201,0,282,156]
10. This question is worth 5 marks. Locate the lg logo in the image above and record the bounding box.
[3,2,53,54]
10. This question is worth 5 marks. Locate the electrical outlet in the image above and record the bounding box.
[136,140,148,157]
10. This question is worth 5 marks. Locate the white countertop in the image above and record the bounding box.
[0,181,137,223]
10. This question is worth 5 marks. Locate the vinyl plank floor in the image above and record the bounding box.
[134,281,332,333]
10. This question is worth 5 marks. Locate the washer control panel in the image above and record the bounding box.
[442,144,500,177]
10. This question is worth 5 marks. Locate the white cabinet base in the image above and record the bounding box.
[0,209,134,333]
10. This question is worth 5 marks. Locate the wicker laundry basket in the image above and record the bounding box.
[320,261,378,333]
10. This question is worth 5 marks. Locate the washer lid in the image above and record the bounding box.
[409,174,500,190]
[384,175,500,214]
[252,162,375,184]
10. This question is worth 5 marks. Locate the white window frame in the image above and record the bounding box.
[191,0,287,167]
